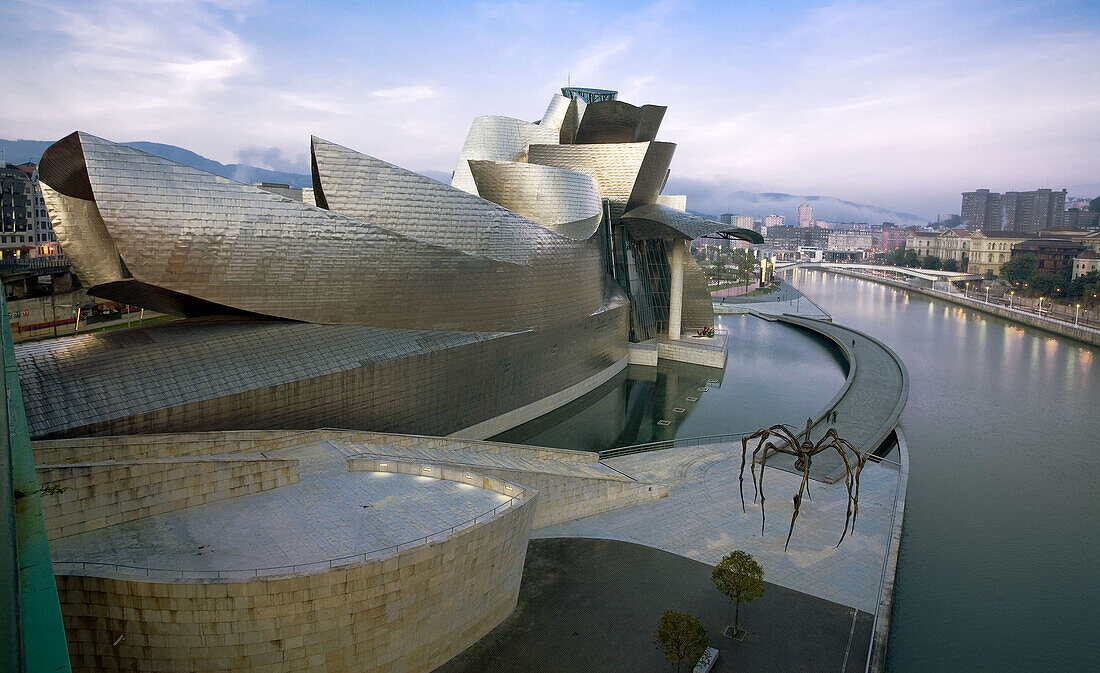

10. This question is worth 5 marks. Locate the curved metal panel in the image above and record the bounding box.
[526,141,675,222]
[539,94,571,131]
[559,96,586,144]
[655,194,687,211]
[467,160,601,240]
[575,101,667,144]
[623,203,763,242]
[680,255,714,330]
[450,116,559,195]
[42,133,606,332]
[311,136,571,263]
[39,184,124,287]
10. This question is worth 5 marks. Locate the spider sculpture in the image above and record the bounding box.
[739,417,868,551]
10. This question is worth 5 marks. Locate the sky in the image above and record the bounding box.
[2,0,1099,218]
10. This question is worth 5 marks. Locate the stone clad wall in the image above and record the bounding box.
[37,457,299,540]
[56,479,537,673]
[33,430,324,464]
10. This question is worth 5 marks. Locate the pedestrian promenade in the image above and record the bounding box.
[536,440,900,612]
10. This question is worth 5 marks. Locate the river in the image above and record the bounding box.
[788,268,1099,672]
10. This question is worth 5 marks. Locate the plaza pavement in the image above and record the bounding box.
[50,441,514,578]
[536,441,900,613]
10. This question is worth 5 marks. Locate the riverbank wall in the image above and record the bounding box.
[814,267,1100,348]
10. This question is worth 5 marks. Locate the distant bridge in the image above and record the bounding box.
[796,262,982,285]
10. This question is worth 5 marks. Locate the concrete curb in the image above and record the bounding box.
[865,425,909,673]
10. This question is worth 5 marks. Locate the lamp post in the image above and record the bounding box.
[1009,291,1014,309]
[1038,296,1044,317]
[1075,304,1081,326]
[985,286,989,303]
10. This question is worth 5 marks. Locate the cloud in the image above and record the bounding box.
[372,86,438,102]
[236,146,308,173]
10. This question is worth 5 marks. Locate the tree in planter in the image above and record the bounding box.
[653,610,709,672]
[712,550,764,636]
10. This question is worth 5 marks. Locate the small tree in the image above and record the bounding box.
[712,551,764,636]
[653,610,709,672]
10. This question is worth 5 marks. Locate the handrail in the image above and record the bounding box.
[53,494,523,581]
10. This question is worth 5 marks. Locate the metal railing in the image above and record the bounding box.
[53,494,522,581]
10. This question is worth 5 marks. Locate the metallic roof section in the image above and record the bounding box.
[575,101,667,144]
[623,203,764,242]
[39,133,605,331]
[450,116,558,195]
[310,136,571,263]
[16,320,505,439]
[655,194,688,211]
[539,94,572,131]
[467,160,602,240]
[526,141,676,222]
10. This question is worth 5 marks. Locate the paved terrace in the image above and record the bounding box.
[713,281,832,321]
[538,441,900,612]
[49,441,515,579]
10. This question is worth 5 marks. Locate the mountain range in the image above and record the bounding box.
[3,138,931,226]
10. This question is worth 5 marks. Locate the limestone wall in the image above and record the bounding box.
[55,466,537,673]
[37,457,299,540]
[346,431,600,463]
[33,430,325,464]
[34,429,599,465]
[657,337,726,368]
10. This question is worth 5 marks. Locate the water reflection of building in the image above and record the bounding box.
[493,362,725,450]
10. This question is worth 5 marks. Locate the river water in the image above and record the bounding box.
[496,267,1099,671]
[789,268,1099,672]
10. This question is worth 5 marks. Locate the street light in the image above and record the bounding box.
[1075,304,1081,326]
[985,286,989,303]
[1038,296,1044,317]
[1009,291,1014,309]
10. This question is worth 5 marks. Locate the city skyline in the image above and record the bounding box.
[2,0,1099,218]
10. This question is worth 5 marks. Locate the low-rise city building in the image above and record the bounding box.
[876,223,912,253]
[966,230,1032,275]
[1010,238,1086,275]
[906,228,971,264]
[1071,250,1100,279]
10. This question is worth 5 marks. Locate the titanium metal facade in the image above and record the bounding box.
[466,160,602,239]
[40,132,605,332]
[30,86,746,438]
[19,297,628,439]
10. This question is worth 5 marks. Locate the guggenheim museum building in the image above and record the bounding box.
[16,88,761,673]
[25,87,758,442]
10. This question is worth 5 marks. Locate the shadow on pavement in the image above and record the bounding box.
[433,537,872,673]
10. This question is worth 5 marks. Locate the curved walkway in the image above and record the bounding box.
[775,315,908,483]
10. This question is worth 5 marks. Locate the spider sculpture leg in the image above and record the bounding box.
[754,437,795,537]
[740,425,797,511]
[816,436,866,547]
[783,449,816,551]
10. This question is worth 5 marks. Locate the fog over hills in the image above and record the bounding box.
[665,177,929,227]
[5,138,930,225]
